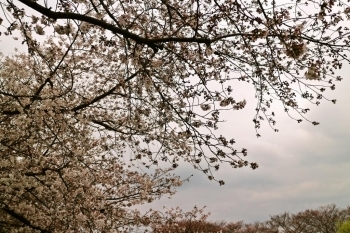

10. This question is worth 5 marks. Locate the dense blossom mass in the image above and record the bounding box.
[0,0,350,232]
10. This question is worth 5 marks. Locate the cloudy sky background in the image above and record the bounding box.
[1,1,350,225]
[142,69,350,223]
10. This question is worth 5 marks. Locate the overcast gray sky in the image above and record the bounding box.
[141,67,350,223]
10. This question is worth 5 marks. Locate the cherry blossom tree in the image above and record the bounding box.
[1,0,350,232]
[151,219,265,233]
[152,219,227,233]
[150,206,219,233]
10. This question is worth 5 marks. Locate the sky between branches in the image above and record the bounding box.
[138,53,350,223]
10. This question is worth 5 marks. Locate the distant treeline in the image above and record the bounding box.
[152,204,350,233]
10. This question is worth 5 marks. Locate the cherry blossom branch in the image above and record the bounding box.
[2,207,50,233]
[18,0,246,46]
[71,70,139,112]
